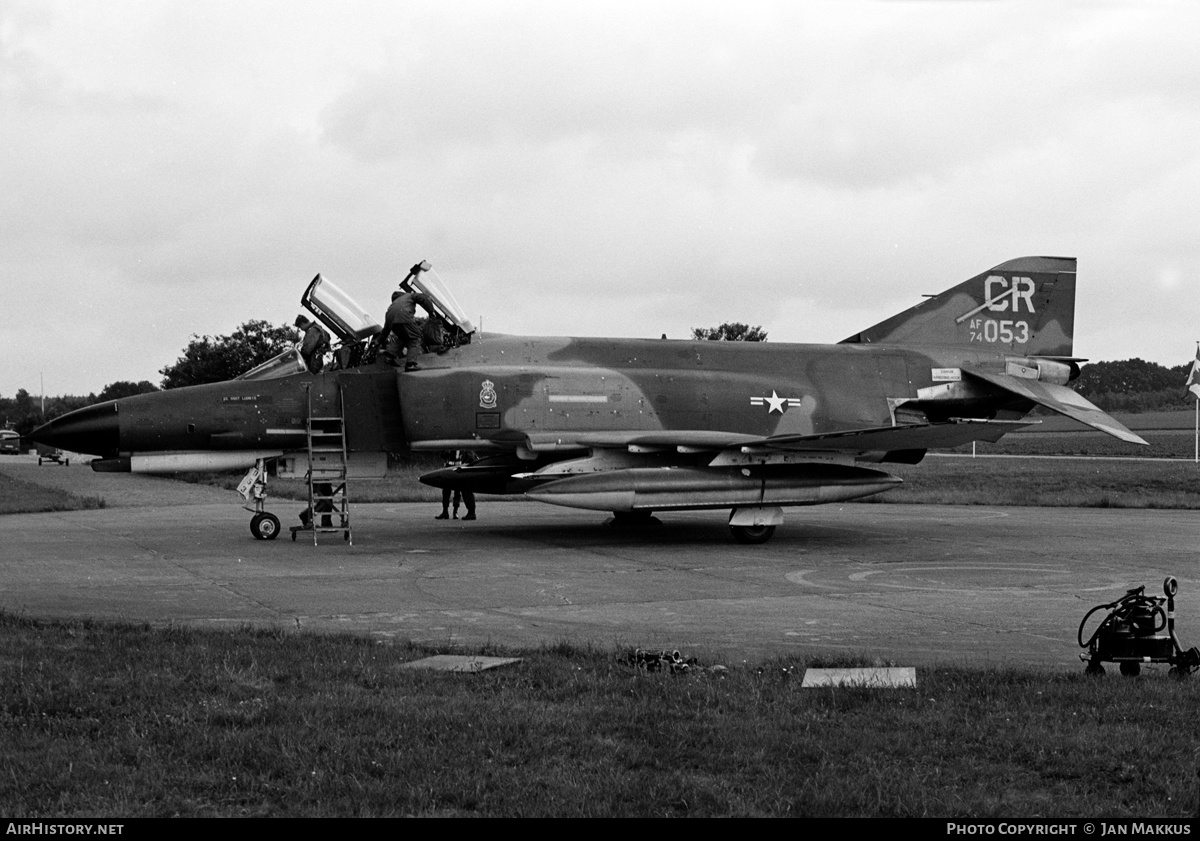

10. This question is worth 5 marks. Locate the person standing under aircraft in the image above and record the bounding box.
[295,315,331,374]
[379,288,435,371]
[435,451,477,520]
[457,450,477,520]
[435,450,456,520]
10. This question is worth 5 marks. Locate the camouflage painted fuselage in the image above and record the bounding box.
[401,254,1085,453]
[396,336,1028,449]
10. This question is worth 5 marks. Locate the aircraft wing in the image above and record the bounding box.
[519,419,1030,457]
[961,369,1148,445]
[514,430,762,453]
[575,430,764,450]
[756,418,1033,452]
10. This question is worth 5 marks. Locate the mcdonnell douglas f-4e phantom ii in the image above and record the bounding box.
[33,256,1144,543]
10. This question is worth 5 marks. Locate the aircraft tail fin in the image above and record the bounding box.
[841,256,1076,357]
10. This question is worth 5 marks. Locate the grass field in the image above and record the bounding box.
[0,471,105,515]
[2,613,1197,818]
[955,428,1197,460]
[879,455,1200,509]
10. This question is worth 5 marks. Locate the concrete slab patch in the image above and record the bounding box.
[399,655,522,673]
[801,667,917,688]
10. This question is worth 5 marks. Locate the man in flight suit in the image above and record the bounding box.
[379,287,435,371]
[295,315,331,374]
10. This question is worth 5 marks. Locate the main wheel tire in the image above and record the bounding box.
[608,511,661,528]
[251,512,281,540]
[730,524,776,544]
[1119,661,1141,677]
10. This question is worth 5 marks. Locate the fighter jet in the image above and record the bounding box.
[32,256,1144,543]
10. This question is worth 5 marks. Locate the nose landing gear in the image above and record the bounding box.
[239,460,280,540]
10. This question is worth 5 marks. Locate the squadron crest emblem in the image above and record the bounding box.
[479,380,498,409]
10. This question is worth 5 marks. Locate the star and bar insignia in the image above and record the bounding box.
[750,390,804,414]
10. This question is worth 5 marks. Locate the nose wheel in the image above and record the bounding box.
[250,511,281,540]
[240,460,281,540]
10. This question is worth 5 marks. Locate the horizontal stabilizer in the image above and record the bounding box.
[963,370,1148,446]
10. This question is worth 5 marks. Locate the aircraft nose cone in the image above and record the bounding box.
[30,402,120,458]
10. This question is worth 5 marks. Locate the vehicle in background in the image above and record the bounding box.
[0,429,20,455]
[36,442,69,466]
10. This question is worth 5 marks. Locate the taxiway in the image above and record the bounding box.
[1,460,1195,668]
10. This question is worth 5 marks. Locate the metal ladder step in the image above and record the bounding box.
[302,384,352,546]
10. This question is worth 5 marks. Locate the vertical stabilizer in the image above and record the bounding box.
[841,256,1076,357]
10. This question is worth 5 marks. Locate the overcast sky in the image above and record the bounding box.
[3,0,1199,397]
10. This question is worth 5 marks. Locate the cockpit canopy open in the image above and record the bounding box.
[399,265,476,336]
[302,274,384,344]
[237,262,476,381]
[302,264,474,347]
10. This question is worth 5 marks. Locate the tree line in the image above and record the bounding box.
[1072,357,1195,413]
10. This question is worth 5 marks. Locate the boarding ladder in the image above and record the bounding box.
[302,384,352,545]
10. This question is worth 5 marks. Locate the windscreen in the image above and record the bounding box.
[236,348,308,381]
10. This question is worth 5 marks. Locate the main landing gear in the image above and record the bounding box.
[603,507,783,543]
[238,459,280,540]
[728,506,783,544]
[606,510,662,528]
[730,524,776,544]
